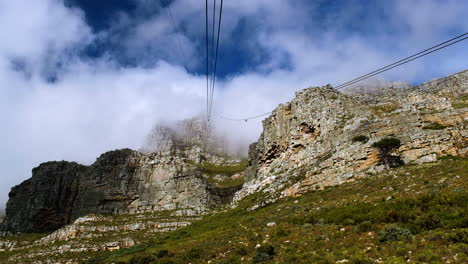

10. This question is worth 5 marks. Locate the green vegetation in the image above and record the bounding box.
[372,138,403,168]
[371,138,401,151]
[195,161,247,189]
[422,122,447,130]
[452,94,468,109]
[195,161,247,177]
[370,101,400,115]
[252,245,275,263]
[352,135,369,143]
[378,226,412,242]
[81,157,468,264]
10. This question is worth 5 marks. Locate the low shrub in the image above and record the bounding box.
[357,221,373,232]
[416,249,440,262]
[352,135,369,143]
[350,256,374,264]
[170,230,191,240]
[252,244,275,263]
[275,228,289,237]
[155,249,170,258]
[235,247,248,256]
[378,226,412,242]
[155,260,175,264]
[447,228,468,243]
[422,122,446,130]
[371,138,401,152]
[371,138,403,168]
[183,248,204,260]
[128,254,155,264]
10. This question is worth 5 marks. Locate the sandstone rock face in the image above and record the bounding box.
[235,70,468,201]
[1,118,241,234]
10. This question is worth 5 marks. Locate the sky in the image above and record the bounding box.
[0,0,467,207]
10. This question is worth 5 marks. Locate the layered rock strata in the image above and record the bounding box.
[236,70,468,201]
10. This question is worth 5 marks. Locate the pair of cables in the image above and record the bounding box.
[220,32,467,122]
[205,0,224,122]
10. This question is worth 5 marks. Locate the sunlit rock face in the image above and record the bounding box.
[1,118,240,234]
[236,70,467,201]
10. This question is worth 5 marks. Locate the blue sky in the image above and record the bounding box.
[0,0,467,207]
[61,0,466,80]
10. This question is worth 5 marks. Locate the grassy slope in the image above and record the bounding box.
[197,161,247,188]
[85,156,468,264]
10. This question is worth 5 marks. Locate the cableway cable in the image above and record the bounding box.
[220,33,468,122]
[209,0,224,121]
[335,33,467,90]
[166,4,187,63]
[205,0,210,121]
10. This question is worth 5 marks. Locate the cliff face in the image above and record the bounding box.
[236,70,467,201]
[2,71,466,236]
[1,119,242,234]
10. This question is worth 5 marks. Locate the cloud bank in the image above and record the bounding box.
[0,0,467,207]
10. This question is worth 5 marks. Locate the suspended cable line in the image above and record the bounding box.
[208,0,217,120]
[205,0,210,121]
[165,4,187,63]
[220,33,467,122]
[219,111,272,122]
[204,0,224,122]
[209,0,224,120]
[335,33,467,90]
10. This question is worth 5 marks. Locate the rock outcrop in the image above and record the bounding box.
[0,211,201,264]
[1,118,243,234]
[235,70,467,201]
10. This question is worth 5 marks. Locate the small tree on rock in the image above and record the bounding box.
[371,138,404,168]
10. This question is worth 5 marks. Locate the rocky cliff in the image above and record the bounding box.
[1,118,244,234]
[0,71,467,264]
[235,70,467,202]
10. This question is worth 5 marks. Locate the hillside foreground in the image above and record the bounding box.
[79,156,468,263]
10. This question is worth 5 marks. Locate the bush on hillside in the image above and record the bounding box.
[357,221,373,232]
[155,249,171,258]
[252,244,275,263]
[128,254,155,264]
[183,248,204,260]
[378,226,412,242]
[352,135,369,143]
[372,138,403,168]
[422,122,446,130]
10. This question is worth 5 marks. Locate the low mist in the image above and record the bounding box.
[140,116,257,158]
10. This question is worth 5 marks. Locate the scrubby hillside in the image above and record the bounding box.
[82,156,468,264]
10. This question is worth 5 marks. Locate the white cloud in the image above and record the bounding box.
[0,0,467,207]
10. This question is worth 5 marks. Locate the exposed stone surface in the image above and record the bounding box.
[0,211,200,263]
[235,70,467,201]
[1,118,242,234]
